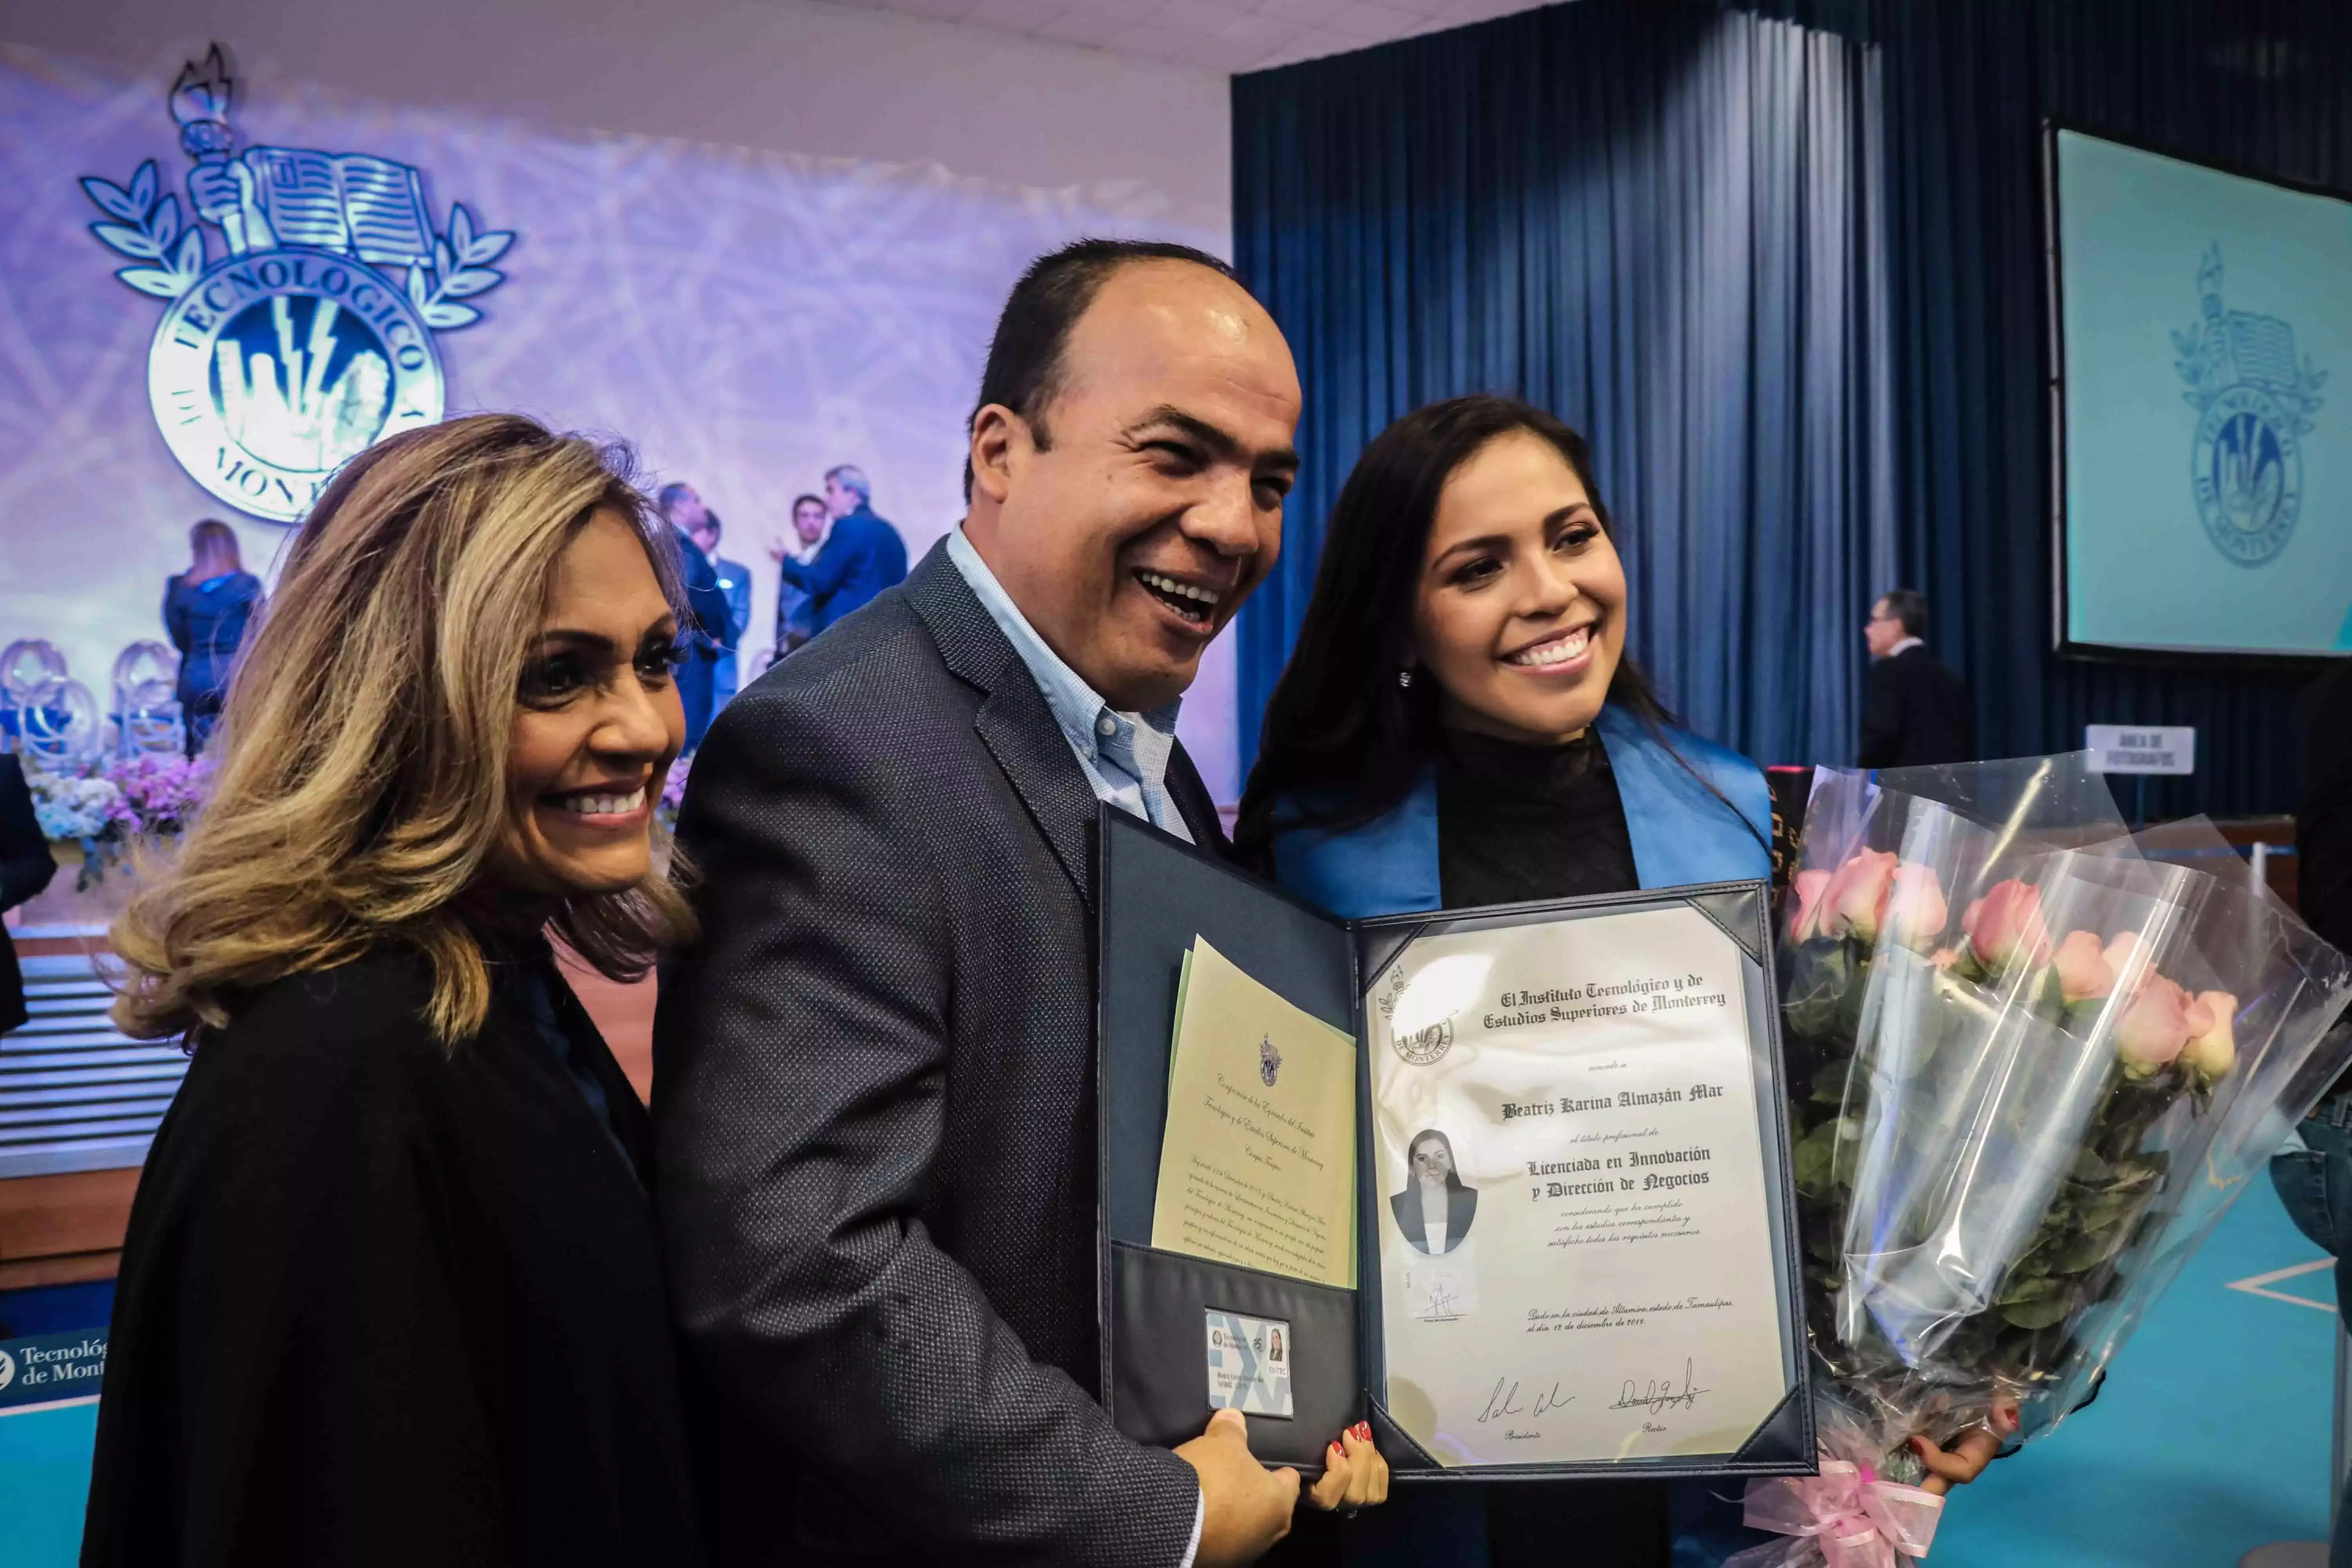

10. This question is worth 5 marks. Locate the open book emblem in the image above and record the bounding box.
[1258,1034,1282,1087]
[77,44,515,523]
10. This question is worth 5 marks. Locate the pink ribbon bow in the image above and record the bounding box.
[1722,1460,1946,1568]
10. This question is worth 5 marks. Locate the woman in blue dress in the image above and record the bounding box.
[162,518,264,756]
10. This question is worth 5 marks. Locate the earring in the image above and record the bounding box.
[1397,668,1414,688]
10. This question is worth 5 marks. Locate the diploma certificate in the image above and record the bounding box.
[1365,905,1789,1466]
[1096,809,1808,1479]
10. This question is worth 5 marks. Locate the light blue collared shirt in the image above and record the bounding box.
[947,528,1207,1566]
[947,528,1193,845]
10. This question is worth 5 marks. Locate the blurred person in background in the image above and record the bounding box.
[657,481,737,751]
[689,510,752,709]
[774,463,907,639]
[86,414,703,1567]
[767,492,829,657]
[0,751,57,1034]
[2272,657,2352,1568]
[163,519,264,757]
[1858,588,1974,769]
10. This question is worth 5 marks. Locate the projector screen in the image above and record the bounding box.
[2049,126,2352,658]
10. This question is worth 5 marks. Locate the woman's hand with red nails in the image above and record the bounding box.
[1911,1402,2020,1497]
[1304,1421,1390,1514]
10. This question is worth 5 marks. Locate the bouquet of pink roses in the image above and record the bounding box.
[1744,757,2352,1564]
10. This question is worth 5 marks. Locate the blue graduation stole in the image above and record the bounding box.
[1270,704,1771,919]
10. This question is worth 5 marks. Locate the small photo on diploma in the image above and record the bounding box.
[1390,1129,1477,1254]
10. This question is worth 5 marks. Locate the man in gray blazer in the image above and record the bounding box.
[656,241,1381,1568]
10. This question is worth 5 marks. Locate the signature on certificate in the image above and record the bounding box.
[1421,1281,1462,1320]
[1609,1358,1711,1415]
[1476,1374,1575,1425]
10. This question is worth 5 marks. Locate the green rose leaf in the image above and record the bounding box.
[1996,1273,2062,1308]
[2000,1294,2078,1330]
[2080,1187,2151,1231]
[2051,1223,2131,1274]
[1793,1125,1839,1198]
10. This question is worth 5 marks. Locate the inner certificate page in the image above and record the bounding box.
[1367,906,1786,1466]
[1152,937,1357,1289]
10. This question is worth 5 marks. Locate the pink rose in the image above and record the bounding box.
[1881,864,1951,954]
[2113,974,2195,1073]
[2181,991,2238,1082]
[2100,933,2152,992]
[1825,849,1900,942]
[1961,879,2052,973]
[1789,869,1834,943]
[2051,931,2116,1004]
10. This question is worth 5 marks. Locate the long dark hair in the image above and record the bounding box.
[1234,396,1681,867]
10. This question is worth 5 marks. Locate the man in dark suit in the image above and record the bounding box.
[2269,661,2352,1565]
[775,464,909,639]
[688,510,754,708]
[1858,589,1975,769]
[657,241,1380,1568]
[657,482,740,751]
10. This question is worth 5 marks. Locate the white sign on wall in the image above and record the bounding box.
[2085,725,2197,775]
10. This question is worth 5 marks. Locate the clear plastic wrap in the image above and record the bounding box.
[1759,760,2352,1562]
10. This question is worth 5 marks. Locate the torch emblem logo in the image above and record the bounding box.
[2173,244,2327,567]
[78,45,514,522]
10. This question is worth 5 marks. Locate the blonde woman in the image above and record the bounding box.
[83,415,704,1567]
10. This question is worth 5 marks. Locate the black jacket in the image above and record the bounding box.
[2302,662,2352,959]
[1858,644,1975,769]
[654,543,1221,1567]
[1389,1181,1479,1255]
[83,943,701,1567]
[1,756,58,1033]
[673,527,739,752]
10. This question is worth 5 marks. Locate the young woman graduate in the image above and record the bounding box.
[1235,396,2000,1568]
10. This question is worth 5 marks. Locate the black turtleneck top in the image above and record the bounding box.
[1434,724,1640,908]
[1431,723,1665,1566]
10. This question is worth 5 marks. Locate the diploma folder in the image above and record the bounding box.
[1096,809,1815,1483]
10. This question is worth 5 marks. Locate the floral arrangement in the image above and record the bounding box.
[101,753,212,836]
[22,754,212,889]
[27,767,125,844]
[1742,759,2352,1566]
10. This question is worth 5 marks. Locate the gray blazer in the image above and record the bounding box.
[655,543,1223,1567]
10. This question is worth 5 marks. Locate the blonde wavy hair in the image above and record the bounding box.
[112,414,697,1046]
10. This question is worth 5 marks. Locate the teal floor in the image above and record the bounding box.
[0,1182,2336,1567]
[1934,1175,2337,1567]
[0,1397,97,1567]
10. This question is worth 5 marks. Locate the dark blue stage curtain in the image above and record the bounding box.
[1237,0,2352,816]
[1232,0,1897,779]
[1846,0,2352,818]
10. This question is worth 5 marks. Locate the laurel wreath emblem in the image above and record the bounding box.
[80,160,204,299]
[80,157,513,332]
[404,203,513,331]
